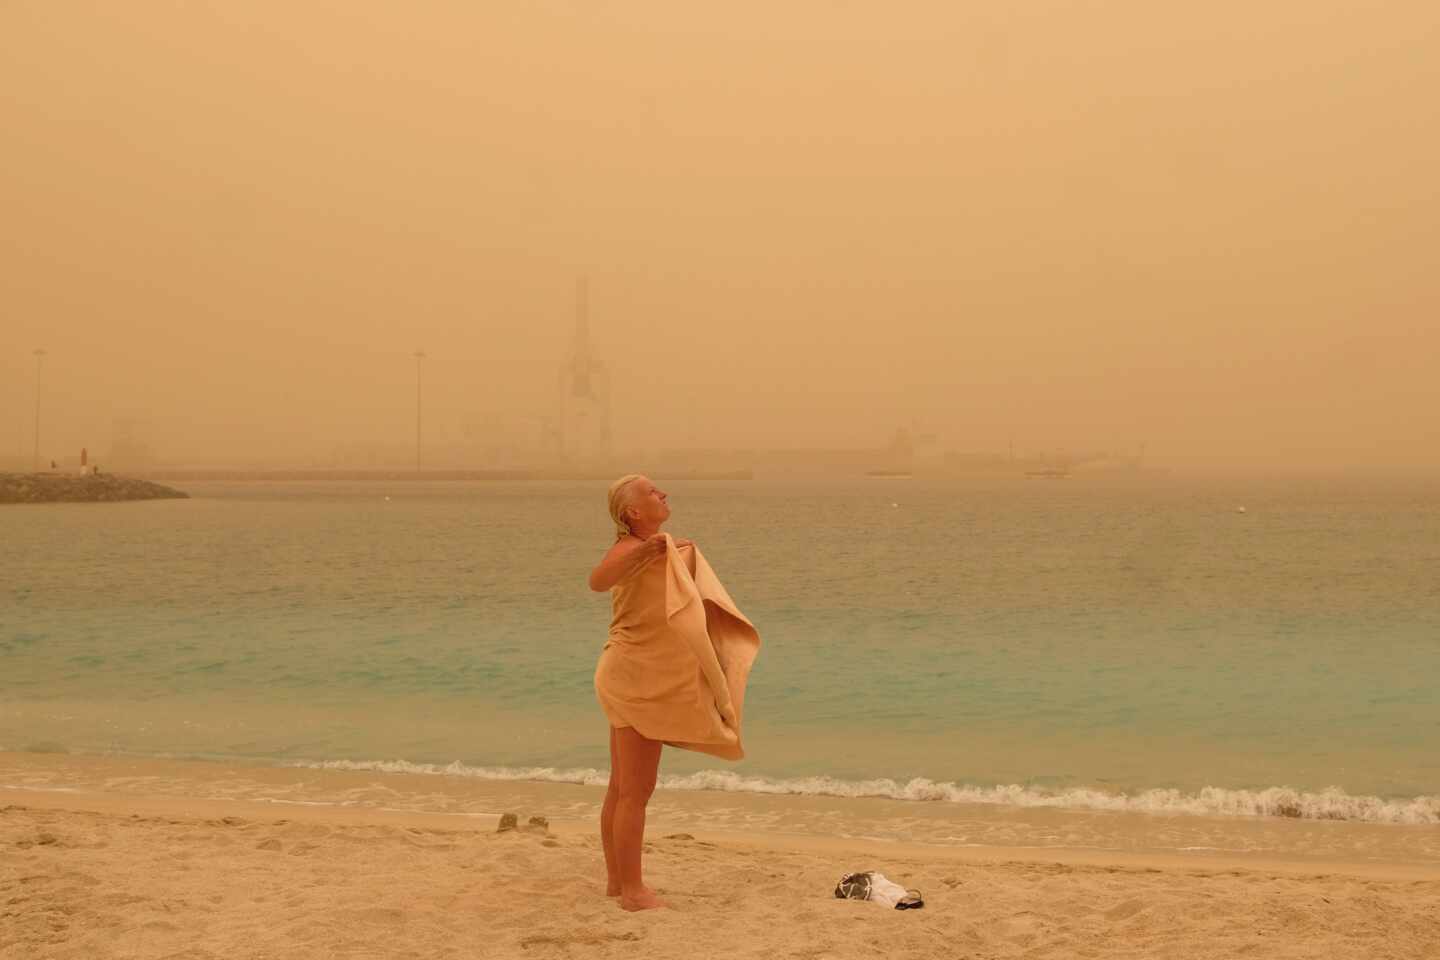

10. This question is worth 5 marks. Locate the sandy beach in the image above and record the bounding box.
[4,761,1437,960]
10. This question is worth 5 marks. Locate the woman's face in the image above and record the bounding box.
[628,477,670,528]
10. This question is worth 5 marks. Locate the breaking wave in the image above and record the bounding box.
[288,759,1439,825]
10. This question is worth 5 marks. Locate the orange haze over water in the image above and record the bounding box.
[2,2,1437,472]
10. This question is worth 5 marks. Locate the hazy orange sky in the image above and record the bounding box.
[3,1,1436,470]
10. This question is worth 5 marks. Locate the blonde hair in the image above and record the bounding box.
[607,474,646,541]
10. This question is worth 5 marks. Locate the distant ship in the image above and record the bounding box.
[864,470,914,479]
[1024,468,1072,479]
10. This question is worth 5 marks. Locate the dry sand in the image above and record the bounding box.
[3,786,1437,960]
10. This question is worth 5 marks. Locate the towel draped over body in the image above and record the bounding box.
[594,534,761,760]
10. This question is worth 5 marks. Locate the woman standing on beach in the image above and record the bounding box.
[589,475,761,912]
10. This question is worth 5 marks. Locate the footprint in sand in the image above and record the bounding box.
[1105,898,1148,921]
[995,913,1046,947]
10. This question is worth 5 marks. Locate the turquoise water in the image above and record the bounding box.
[3,477,1438,822]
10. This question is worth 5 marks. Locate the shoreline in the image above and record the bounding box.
[3,751,1436,876]
[5,785,1436,883]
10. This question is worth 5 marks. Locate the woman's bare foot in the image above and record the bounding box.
[619,890,668,911]
[609,881,657,898]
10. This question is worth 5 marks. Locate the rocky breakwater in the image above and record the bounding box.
[0,472,189,504]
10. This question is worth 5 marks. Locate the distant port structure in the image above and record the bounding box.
[31,348,46,472]
[11,289,1150,483]
[553,276,613,465]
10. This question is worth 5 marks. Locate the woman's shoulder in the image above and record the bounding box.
[603,536,647,560]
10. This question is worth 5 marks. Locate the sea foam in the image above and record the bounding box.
[287,759,1439,825]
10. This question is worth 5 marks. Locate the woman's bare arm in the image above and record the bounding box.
[588,536,665,592]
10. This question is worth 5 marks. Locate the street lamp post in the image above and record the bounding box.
[32,349,46,472]
[414,350,425,472]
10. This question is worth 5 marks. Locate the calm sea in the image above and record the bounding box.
[4,476,1437,825]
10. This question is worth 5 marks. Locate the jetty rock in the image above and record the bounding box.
[0,472,189,504]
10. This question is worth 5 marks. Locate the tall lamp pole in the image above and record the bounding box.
[413,350,425,472]
[32,349,46,472]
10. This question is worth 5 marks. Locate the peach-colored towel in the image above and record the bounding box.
[594,533,761,760]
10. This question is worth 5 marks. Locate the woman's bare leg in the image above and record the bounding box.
[602,726,657,899]
[612,725,666,911]
[601,726,621,895]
